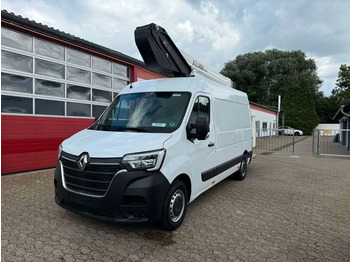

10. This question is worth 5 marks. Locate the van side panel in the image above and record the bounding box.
[213,94,252,181]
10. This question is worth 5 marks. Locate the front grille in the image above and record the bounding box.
[61,152,124,196]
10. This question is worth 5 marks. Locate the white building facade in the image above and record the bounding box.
[250,102,278,147]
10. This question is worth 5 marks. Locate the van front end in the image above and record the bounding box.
[54,87,193,230]
[54,150,170,224]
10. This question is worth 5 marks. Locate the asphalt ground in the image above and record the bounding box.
[2,136,350,261]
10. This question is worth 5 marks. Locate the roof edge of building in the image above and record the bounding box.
[249,101,278,113]
[333,100,350,120]
[1,9,147,69]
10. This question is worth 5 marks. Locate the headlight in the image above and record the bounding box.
[122,149,166,171]
[58,144,63,160]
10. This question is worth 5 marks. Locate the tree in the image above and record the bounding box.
[314,92,339,123]
[220,49,322,107]
[282,79,320,135]
[332,64,350,103]
[221,49,323,132]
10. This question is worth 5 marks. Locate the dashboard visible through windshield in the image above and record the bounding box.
[91,92,191,133]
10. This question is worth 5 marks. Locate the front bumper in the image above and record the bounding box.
[54,161,170,224]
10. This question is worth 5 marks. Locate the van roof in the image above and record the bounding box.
[120,74,249,105]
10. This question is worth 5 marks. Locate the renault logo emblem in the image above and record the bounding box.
[77,153,89,171]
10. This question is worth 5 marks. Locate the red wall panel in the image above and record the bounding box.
[1,115,93,174]
[133,67,165,81]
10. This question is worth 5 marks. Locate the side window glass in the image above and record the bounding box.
[189,96,210,124]
[189,97,199,125]
[198,97,210,120]
[188,96,210,140]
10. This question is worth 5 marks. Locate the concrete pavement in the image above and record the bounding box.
[2,136,350,261]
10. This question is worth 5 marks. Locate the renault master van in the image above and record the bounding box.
[54,24,253,230]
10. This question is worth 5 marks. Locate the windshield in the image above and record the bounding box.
[91,92,191,133]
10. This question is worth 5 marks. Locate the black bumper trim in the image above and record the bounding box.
[54,162,170,224]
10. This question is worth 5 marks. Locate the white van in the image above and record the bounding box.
[54,24,253,230]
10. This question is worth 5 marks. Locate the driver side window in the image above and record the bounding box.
[187,96,210,140]
[189,96,210,125]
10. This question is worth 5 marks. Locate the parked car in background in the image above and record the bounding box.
[278,126,303,136]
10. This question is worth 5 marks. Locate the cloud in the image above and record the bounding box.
[2,0,350,96]
[173,20,195,44]
[200,1,219,19]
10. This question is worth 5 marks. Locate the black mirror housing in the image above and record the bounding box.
[187,117,209,140]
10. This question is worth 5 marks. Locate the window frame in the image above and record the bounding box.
[1,27,131,118]
[262,122,268,130]
[188,95,211,125]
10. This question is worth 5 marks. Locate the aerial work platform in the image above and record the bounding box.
[135,23,233,88]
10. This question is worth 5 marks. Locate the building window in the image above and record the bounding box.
[92,72,111,88]
[35,58,65,79]
[67,66,91,84]
[35,99,64,115]
[92,56,112,73]
[67,48,91,67]
[1,73,33,94]
[255,121,260,130]
[1,95,33,114]
[93,105,107,118]
[35,38,64,61]
[35,79,65,98]
[67,85,91,101]
[262,122,268,130]
[1,27,33,52]
[1,27,130,118]
[92,89,112,103]
[113,78,128,92]
[113,63,129,78]
[67,102,91,117]
[1,51,33,73]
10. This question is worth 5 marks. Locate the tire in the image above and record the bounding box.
[161,180,188,231]
[233,156,247,181]
[294,132,300,136]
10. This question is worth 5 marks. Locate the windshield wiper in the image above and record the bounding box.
[114,127,150,133]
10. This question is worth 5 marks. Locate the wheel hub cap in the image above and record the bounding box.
[169,190,185,222]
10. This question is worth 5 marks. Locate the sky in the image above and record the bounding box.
[1,0,350,97]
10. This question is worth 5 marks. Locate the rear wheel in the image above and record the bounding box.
[161,180,188,231]
[233,156,247,180]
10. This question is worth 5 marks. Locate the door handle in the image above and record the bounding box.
[208,142,215,147]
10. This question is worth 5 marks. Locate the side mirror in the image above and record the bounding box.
[187,117,209,140]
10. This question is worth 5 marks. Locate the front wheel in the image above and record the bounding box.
[233,156,247,180]
[161,180,188,231]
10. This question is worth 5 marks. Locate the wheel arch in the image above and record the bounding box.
[243,150,249,159]
[173,173,192,202]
